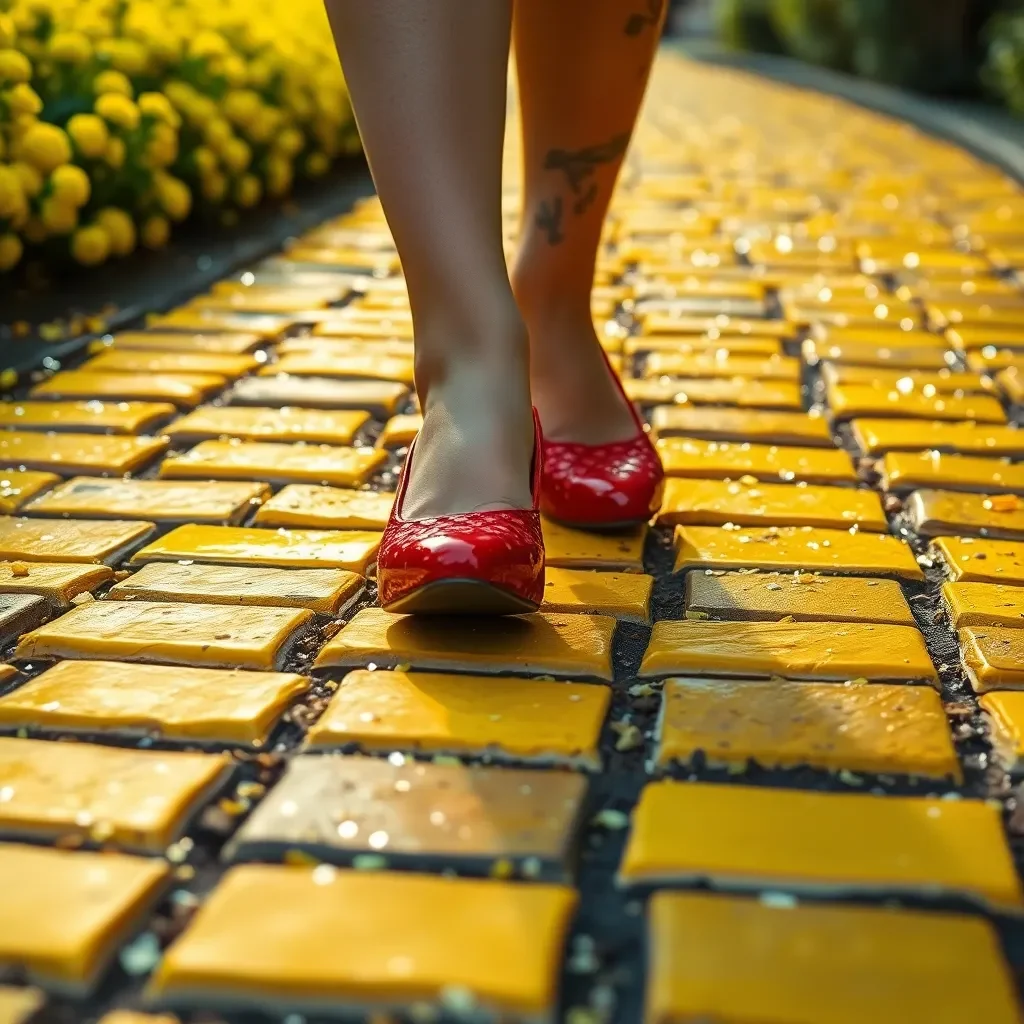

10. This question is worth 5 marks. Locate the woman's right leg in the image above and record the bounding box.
[324,1,534,518]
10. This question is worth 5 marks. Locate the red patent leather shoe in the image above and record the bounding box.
[376,410,545,615]
[540,347,664,528]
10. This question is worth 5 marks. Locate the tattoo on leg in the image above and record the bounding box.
[535,196,565,245]
[543,133,630,199]
[625,0,663,35]
[535,133,629,244]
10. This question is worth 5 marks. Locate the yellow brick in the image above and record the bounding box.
[829,383,1006,423]
[648,406,833,446]
[851,419,1024,458]
[0,432,166,476]
[882,452,1024,495]
[934,536,1024,585]
[656,438,856,484]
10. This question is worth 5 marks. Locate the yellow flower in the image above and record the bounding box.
[95,207,136,257]
[188,31,230,59]
[234,173,261,208]
[48,31,92,65]
[0,233,22,272]
[144,127,178,170]
[200,170,227,202]
[138,92,180,127]
[66,113,109,159]
[154,172,191,221]
[0,15,16,49]
[0,49,32,84]
[305,151,330,177]
[18,123,72,174]
[265,155,293,197]
[50,164,91,208]
[40,195,78,235]
[98,38,147,76]
[193,145,217,176]
[10,162,41,198]
[95,93,140,131]
[0,166,23,218]
[220,55,247,87]
[222,89,261,129]
[70,224,110,266]
[203,118,233,148]
[93,69,133,98]
[274,127,304,158]
[220,137,251,174]
[105,136,126,169]
[141,214,170,249]
[6,83,42,117]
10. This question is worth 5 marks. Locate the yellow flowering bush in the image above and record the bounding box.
[0,0,356,272]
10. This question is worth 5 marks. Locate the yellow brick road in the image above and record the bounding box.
[1,52,1024,1023]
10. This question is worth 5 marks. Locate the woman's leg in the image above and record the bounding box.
[512,0,666,443]
[325,1,533,518]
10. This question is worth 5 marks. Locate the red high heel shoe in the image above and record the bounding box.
[376,410,545,615]
[540,347,664,528]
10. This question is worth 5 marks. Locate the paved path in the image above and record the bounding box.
[0,51,1024,1024]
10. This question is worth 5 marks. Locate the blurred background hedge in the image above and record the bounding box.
[711,0,1024,103]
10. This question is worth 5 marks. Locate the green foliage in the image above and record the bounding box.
[983,9,1024,115]
[711,0,785,54]
[769,0,851,71]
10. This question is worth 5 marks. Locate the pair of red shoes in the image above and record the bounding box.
[377,352,664,614]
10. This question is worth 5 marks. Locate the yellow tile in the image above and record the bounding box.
[97,1011,179,1024]
[164,406,370,446]
[145,311,295,338]
[656,439,856,485]
[0,471,58,514]
[0,561,112,608]
[639,314,794,339]
[542,517,646,571]
[264,352,415,386]
[645,892,1020,1024]
[821,363,992,394]
[960,626,1024,691]
[881,451,1024,495]
[674,525,924,579]
[657,478,886,530]
[851,418,1024,457]
[0,844,169,993]
[108,330,264,353]
[0,738,232,852]
[624,378,803,410]
[649,406,833,446]
[0,517,154,564]
[377,413,422,449]
[910,490,1024,540]
[966,348,1024,372]
[0,400,175,434]
[315,608,616,681]
[25,478,269,525]
[619,781,1021,910]
[640,618,937,683]
[656,678,958,779]
[997,366,1024,405]
[30,371,225,407]
[981,690,1024,769]
[131,524,379,573]
[309,317,414,341]
[943,581,1024,629]
[80,350,258,379]
[189,292,332,314]
[541,567,652,622]
[275,338,414,363]
[829,383,1006,423]
[16,601,312,670]
[929,301,1024,328]
[686,570,915,625]
[306,669,609,767]
[803,338,954,371]
[0,660,308,746]
[643,353,800,381]
[0,987,43,1024]
[147,866,575,1018]
[110,562,363,614]
[0,432,166,476]
[229,376,409,417]
[253,486,394,531]
[159,441,386,488]
[626,335,781,358]
[935,536,1024,584]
